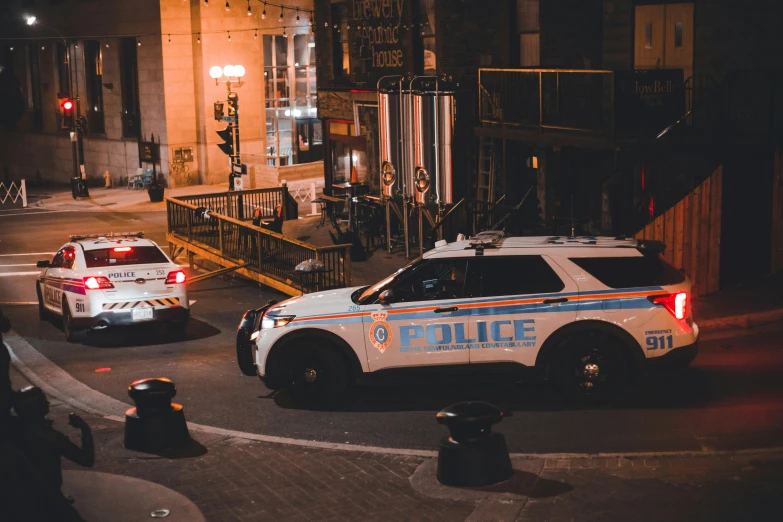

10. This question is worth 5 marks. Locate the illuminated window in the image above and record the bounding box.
[644,22,653,49]
[674,21,683,48]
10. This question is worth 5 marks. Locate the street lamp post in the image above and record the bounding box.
[210,65,246,193]
[25,15,88,198]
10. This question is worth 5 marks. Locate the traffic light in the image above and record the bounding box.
[60,97,74,129]
[216,127,233,156]
[213,102,224,121]
[227,92,238,115]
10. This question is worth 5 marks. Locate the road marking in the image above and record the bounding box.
[189,300,197,306]
[0,263,37,267]
[0,302,38,305]
[0,210,78,217]
[7,327,783,460]
[0,252,55,257]
[0,271,40,277]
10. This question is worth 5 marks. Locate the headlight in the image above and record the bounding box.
[260,315,295,329]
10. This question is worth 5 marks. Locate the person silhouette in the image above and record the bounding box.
[11,387,94,494]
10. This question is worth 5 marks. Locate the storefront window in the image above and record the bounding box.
[263,33,319,165]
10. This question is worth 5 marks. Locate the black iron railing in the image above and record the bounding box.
[479,68,614,135]
[167,195,351,291]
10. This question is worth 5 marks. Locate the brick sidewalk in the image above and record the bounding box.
[7,368,783,521]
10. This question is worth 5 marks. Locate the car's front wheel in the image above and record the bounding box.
[36,285,47,321]
[285,342,347,407]
[552,331,629,405]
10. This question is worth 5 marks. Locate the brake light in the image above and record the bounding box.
[113,247,132,252]
[83,276,115,290]
[649,292,687,320]
[165,270,186,284]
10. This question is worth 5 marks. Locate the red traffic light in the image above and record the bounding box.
[62,99,74,111]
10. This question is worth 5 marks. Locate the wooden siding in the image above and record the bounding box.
[635,165,722,297]
[773,147,783,272]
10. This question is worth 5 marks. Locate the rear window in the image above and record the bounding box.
[84,246,169,268]
[473,256,565,297]
[569,256,685,289]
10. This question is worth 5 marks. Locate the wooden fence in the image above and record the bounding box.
[635,165,723,297]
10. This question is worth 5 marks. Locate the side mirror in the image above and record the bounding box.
[36,260,50,268]
[378,289,394,305]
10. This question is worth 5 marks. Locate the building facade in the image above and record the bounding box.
[0,0,317,188]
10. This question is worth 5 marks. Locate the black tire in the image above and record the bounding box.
[552,331,629,405]
[62,300,83,343]
[236,329,257,376]
[285,341,347,408]
[36,284,47,320]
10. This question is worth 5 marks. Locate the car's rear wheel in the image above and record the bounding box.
[285,341,347,408]
[552,331,629,405]
[62,300,83,343]
[36,285,47,321]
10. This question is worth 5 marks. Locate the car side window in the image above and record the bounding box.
[391,258,469,303]
[49,249,66,268]
[61,247,76,270]
[472,256,565,297]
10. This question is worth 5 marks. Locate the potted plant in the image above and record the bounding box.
[147,173,165,202]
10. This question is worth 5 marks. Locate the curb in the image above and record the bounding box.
[698,308,783,331]
[7,329,783,461]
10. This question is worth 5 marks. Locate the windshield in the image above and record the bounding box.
[357,255,424,304]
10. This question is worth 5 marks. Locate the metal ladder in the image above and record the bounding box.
[476,136,494,202]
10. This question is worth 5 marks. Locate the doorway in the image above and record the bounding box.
[634,3,694,80]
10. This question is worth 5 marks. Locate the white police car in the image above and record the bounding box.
[36,232,189,342]
[236,233,699,404]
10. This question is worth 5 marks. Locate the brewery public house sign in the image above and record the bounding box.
[352,0,408,71]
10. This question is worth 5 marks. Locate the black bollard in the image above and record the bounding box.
[124,378,190,452]
[436,401,513,487]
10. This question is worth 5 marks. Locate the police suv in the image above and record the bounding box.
[36,232,189,342]
[236,233,699,404]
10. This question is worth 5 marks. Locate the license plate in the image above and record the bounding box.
[132,307,153,321]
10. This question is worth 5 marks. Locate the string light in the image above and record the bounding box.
[225,1,230,12]
[262,2,267,19]
[10,46,14,51]
[254,29,258,39]
[295,8,300,23]
[283,27,287,37]
[137,37,141,46]
[247,0,251,16]
[278,7,284,22]
[197,32,201,44]
[105,39,109,48]
[227,30,231,42]
[168,34,171,44]
[324,22,328,27]
[309,11,313,26]
[204,0,208,5]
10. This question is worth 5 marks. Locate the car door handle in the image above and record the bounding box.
[433,306,459,313]
[543,298,568,304]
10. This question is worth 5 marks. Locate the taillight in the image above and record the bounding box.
[83,276,115,290]
[649,292,687,321]
[113,247,132,252]
[165,270,186,284]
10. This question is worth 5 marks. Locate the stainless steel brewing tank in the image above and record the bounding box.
[378,91,400,198]
[437,91,456,205]
[412,90,437,205]
[400,88,416,199]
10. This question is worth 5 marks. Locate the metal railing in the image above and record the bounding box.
[479,68,614,134]
[166,196,351,292]
[176,186,298,221]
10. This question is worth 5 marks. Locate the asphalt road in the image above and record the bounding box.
[2,207,783,454]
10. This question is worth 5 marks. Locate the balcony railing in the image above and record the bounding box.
[479,68,614,135]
